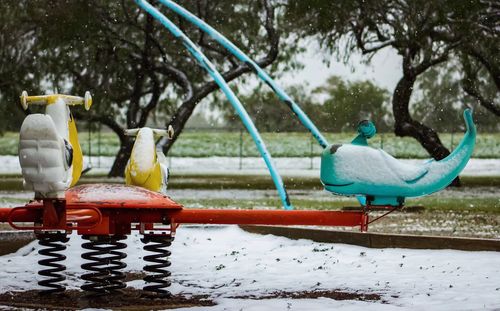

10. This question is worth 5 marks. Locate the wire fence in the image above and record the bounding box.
[80,124,499,171]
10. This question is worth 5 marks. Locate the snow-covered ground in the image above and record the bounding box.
[1,155,499,176]
[1,226,499,310]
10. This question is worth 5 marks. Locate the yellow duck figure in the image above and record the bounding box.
[124,126,174,194]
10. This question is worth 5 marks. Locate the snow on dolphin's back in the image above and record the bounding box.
[333,144,429,185]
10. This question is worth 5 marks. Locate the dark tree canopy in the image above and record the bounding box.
[0,0,289,176]
[0,2,45,133]
[314,76,391,132]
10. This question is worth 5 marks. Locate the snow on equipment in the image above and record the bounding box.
[0,1,477,300]
[125,126,174,194]
[18,91,92,199]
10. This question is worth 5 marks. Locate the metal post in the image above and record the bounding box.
[310,134,313,170]
[97,123,101,168]
[88,121,92,167]
[239,128,243,170]
[380,132,384,149]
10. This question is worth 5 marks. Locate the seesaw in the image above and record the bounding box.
[0,0,475,299]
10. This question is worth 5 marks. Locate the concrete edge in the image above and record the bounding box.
[0,231,36,256]
[239,225,500,252]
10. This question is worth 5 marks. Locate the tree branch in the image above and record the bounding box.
[463,81,500,116]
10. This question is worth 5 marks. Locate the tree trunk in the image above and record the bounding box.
[392,75,461,186]
[108,137,134,177]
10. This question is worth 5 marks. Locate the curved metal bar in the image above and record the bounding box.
[156,0,329,149]
[6,205,103,230]
[135,0,293,210]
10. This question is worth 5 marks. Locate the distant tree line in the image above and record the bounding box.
[223,72,499,133]
[223,76,393,133]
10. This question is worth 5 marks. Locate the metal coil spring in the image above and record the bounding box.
[81,235,127,295]
[141,235,174,298]
[37,232,70,294]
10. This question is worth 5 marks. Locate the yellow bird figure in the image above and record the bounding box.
[18,91,92,199]
[124,126,174,194]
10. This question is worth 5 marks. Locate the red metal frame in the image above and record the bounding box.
[0,184,400,235]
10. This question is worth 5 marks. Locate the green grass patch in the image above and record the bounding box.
[460,176,500,187]
[1,131,499,158]
[0,174,498,191]
[406,197,500,213]
[180,198,357,210]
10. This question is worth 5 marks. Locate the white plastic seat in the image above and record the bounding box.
[18,114,71,198]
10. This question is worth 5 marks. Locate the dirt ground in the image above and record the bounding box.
[0,288,214,310]
[0,288,382,310]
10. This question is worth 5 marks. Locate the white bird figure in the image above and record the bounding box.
[124,126,174,194]
[18,91,92,199]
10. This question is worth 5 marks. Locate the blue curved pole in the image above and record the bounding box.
[156,0,329,149]
[136,0,293,210]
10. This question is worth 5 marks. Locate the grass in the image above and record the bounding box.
[1,130,499,158]
[0,174,498,191]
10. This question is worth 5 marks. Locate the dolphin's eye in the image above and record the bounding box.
[330,144,342,154]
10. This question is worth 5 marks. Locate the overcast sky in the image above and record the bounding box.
[278,42,403,92]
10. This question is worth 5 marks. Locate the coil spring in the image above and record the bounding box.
[81,235,127,295]
[37,232,70,294]
[141,235,174,298]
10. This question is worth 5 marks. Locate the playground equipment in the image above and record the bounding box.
[125,126,174,194]
[18,91,92,199]
[321,112,476,206]
[0,0,476,300]
[0,91,371,297]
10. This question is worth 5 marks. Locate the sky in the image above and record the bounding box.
[278,41,403,92]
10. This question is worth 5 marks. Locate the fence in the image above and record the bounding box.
[80,124,498,171]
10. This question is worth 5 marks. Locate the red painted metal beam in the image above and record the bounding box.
[0,207,364,228]
[171,209,364,227]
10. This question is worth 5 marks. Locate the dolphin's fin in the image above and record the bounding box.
[351,135,369,146]
[352,120,376,146]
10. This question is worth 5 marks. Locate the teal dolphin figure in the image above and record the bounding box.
[320,109,476,206]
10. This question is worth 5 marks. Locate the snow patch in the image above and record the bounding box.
[1,226,499,310]
[0,156,498,177]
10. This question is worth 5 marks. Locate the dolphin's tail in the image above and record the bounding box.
[440,109,476,163]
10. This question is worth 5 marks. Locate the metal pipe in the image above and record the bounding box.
[0,207,363,228]
[135,0,293,210]
[157,0,329,148]
[172,209,363,227]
